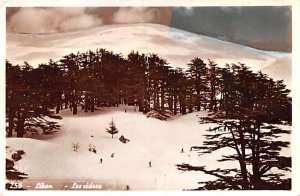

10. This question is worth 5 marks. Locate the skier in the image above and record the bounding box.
[111,153,114,158]
[181,148,184,153]
[73,143,80,152]
[100,158,102,164]
[92,146,97,154]
[149,161,152,167]
[126,185,130,190]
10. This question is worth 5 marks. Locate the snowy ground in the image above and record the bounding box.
[6,105,291,190]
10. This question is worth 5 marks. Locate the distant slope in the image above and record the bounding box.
[6,23,291,88]
[261,54,291,89]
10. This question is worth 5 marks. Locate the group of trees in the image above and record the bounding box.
[6,48,291,138]
[6,61,62,137]
[6,48,292,190]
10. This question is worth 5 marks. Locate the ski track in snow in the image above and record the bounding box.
[6,104,291,190]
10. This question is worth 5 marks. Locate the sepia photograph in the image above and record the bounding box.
[4,4,292,192]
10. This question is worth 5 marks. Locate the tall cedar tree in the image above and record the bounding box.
[187,57,208,111]
[127,51,148,112]
[177,63,291,190]
[60,53,80,114]
[207,59,222,112]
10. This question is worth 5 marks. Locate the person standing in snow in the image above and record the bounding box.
[181,148,184,153]
[100,158,102,164]
[149,161,152,167]
[111,153,114,158]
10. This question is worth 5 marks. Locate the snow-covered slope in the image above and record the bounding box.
[6,106,212,190]
[6,105,291,190]
[6,23,291,88]
[261,54,292,89]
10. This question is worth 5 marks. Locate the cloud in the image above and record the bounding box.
[7,7,172,33]
[7,8,103,33]
[112,8,159,24]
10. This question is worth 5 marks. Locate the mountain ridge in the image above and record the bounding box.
[6,23,291,88]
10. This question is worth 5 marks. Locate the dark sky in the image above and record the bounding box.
[6,7,291,52]
[170,7,291,52]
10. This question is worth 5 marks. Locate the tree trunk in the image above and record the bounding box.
[64,93,69,109]
[168,93,173,111]
[84,94,88,112]
[161,83,165,111]
[73,101,77,115]
[239,160,249,189]
[43,98,48,113]
[210,84,216,111]
[182,96,187,115]
[196,91,201,111]
[56,103,60,114]
[97,98,100,107]
[153,85,158,110]
[138,98,144,112]
[156,85,160,110]
[188,96,193,113]
[146,93,150,113]
[16,111,25,138]
[179,102,182,114]
[238,120,249,189]
[7,108,14,137]
[91,98,94,112]
[252,123,262,189]
[174,94,177,115]
[65,101,68,109]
